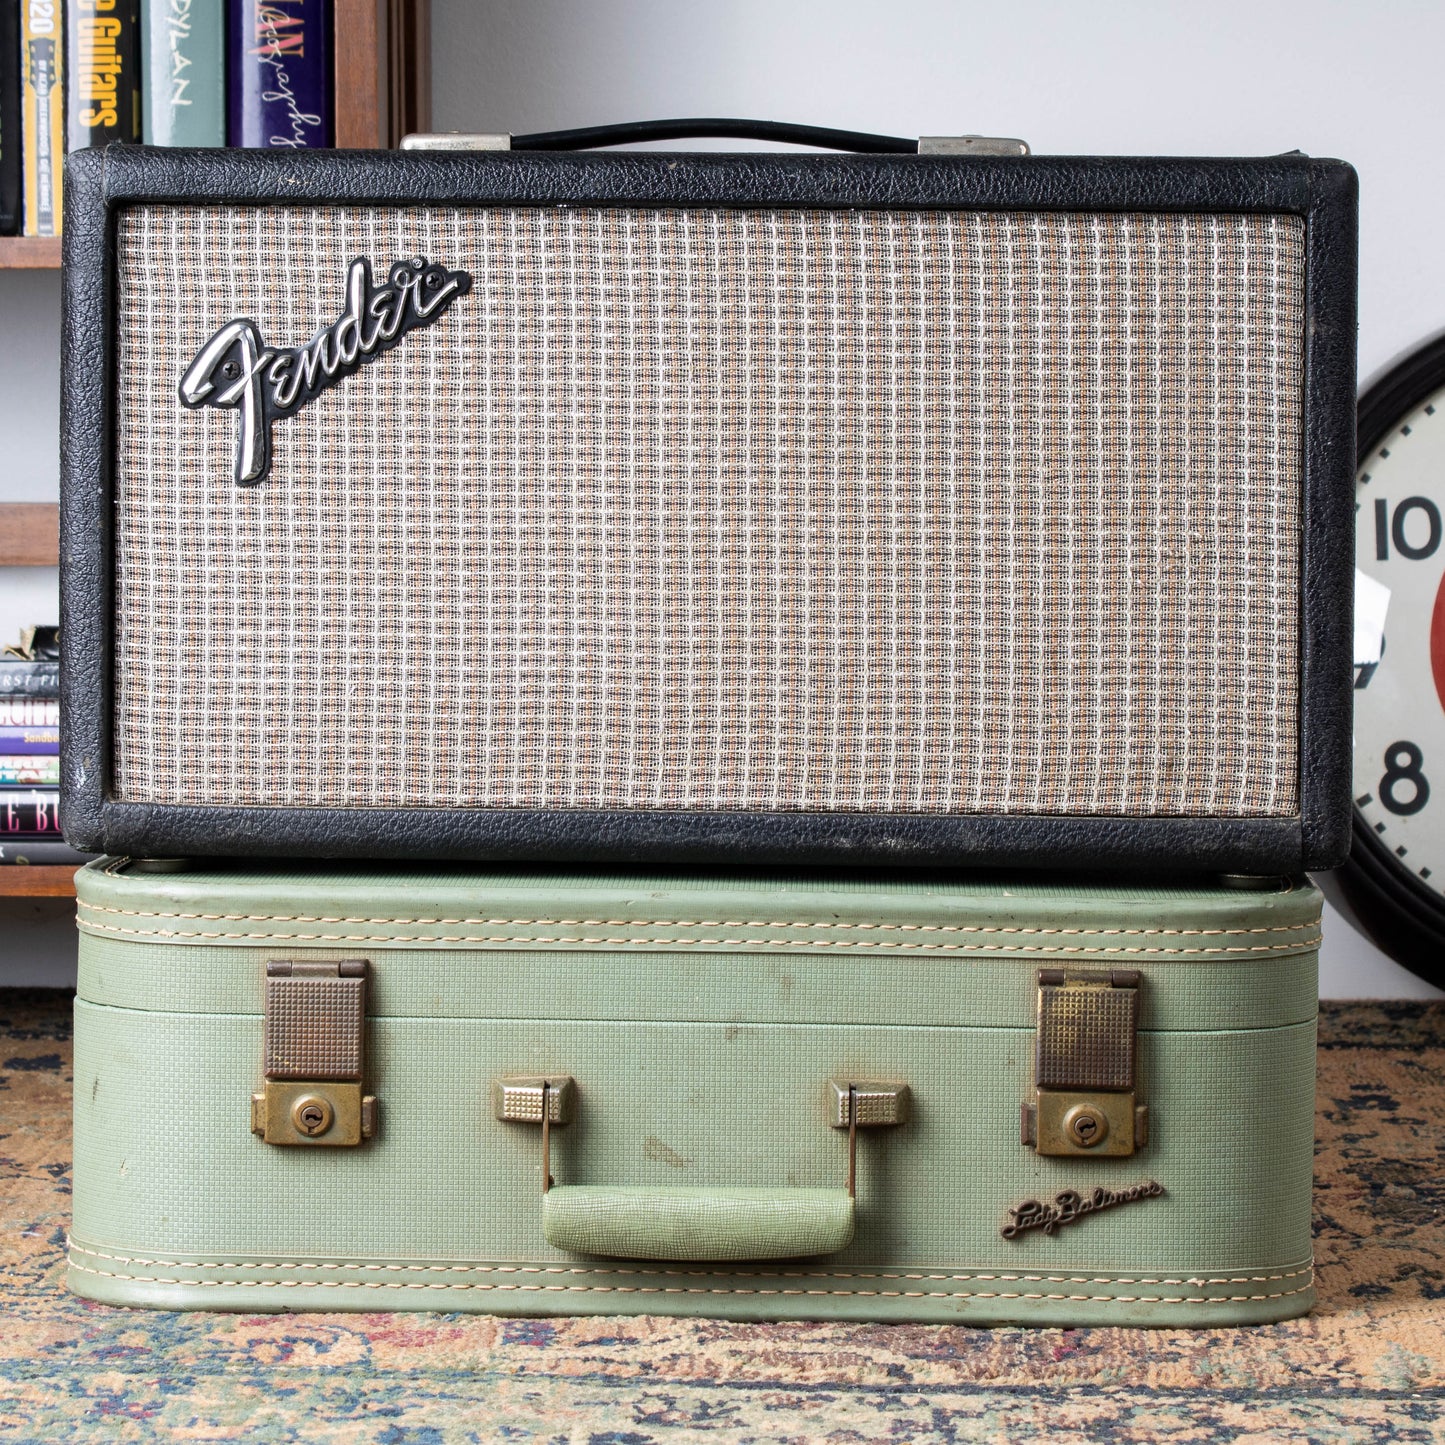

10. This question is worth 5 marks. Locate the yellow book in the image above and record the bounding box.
[21,0,62,236]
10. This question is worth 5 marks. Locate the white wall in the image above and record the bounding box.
[1,0,1441,993]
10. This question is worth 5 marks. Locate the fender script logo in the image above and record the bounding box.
[1000,1180,1165,1239]
[178,255,472,486]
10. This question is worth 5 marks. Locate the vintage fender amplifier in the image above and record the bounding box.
[60,125,1358,870]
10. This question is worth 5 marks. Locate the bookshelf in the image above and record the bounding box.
[0,504,65,897]
[0,6,432,895]
[0,0,432,272]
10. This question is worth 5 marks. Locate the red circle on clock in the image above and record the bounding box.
[1433,570,1445,717]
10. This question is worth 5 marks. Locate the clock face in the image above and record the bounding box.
[1353,380,1445,904]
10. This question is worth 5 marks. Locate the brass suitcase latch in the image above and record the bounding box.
[1022,968,1148,1158]
[251,960,378,1147]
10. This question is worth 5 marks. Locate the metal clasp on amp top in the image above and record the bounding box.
[1022,969,1148,1158]
[251,960,378,1147]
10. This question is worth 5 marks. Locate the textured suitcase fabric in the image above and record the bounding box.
[69,861,1320,1326]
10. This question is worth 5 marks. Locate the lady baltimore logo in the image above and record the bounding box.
[178,256,472,486]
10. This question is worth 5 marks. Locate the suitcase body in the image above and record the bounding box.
[69,860,1320,1326]
[61,143,1357,873]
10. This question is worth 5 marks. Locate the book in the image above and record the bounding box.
[0,725,59,753]
[0,759,61,785]
[227,0,329,149]
[0,659,59,696]
[2,788,60,832]
[65,0,142,150]
[20,0,64,235]
[0,0,21,233]
[0,699,59,725]
[0,837,91,864]
[142,0,223,145]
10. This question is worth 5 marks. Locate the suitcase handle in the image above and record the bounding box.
[542,1185,854,1261]
[510,118,917,154]
[494,1075,909,1262]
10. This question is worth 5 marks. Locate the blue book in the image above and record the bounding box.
[143,0,226,145]
[0,726,60,754]
[226,0,330,149]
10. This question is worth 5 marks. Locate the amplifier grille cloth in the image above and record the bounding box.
[114,206,1305,814]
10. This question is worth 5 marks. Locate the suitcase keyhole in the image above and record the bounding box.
[290,1095,335,1137]
[1063,1104,1108,1149]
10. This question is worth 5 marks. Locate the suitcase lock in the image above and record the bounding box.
[251,960,378,1146]
[1022,968,1148,1158]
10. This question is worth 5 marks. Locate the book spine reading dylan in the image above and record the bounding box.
[142,0,224,145]
[66,0,142,151]
[227,0,330,149]
[20,0,64,234]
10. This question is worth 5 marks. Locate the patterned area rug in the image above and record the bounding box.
[2,990,1442,1443]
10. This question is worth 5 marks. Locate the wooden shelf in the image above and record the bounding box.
[0,867,78,898]
[0,504,60,566]
[0,237,62,269]
[0,0,429,271]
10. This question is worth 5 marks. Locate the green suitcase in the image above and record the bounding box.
[69,860,1320,1326]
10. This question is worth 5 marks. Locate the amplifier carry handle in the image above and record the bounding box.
[404,121,1029,157]
[493,1076,909,1262]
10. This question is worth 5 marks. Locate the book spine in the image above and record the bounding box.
[0,726,59,753]
[0,838,92,863]
[65,0,141,150]
[2,788,61,831]
[0,660,61,696]
[142,0,224,144]
[0,699,59,725]
[0,0,21,233]
[20,0,64,235]
[226,0,329,149]
[0,758,61,785]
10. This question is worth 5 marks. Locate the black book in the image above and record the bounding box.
[0,837,94,865]
[66,0,142,151]
[2,787,61,833]
[0,0,20,233]
[0,658,59,697]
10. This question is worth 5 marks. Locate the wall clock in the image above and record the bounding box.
[1340,332,1445,987]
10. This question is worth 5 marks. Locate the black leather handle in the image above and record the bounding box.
[510,119,917,155]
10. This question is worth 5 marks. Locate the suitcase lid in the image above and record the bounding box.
[75,859,1319,1030]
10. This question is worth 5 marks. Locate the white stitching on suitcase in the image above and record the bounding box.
[76,902,1312,938]
[65,1243,1313,1290]
[71,917,1323,954]
[64,1258,1315,1305]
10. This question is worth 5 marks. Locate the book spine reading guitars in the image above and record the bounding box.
[0,0,21,233]
[2,788,61,832]
[142,0,224,145]
[65,0,142,150]
[226,0,330,149]
[20,0,63,234]
[0,660,60,697]
[0,759,61,786]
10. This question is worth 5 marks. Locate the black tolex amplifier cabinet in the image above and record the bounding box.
[60,128,1357,870]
